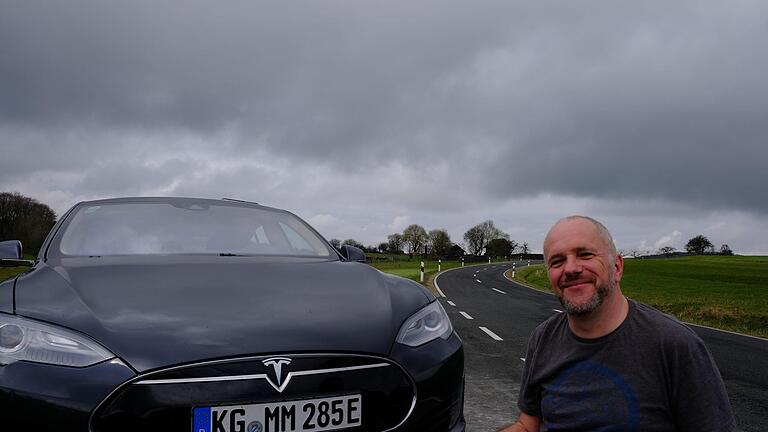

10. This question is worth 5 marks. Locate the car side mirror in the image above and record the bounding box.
[340,244,366,263]
[0,240,34,267]
[0,240,23,259]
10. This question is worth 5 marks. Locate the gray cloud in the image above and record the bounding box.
[2,1,768,252]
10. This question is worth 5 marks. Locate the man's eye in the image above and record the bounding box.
[549,259,563,268]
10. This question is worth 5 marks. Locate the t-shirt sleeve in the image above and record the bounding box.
[517,323,545,417]
[669,330,737,432]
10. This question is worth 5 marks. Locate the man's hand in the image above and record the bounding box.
[497,412,541,432]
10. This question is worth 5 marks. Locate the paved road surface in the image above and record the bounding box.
[435,262,768,432]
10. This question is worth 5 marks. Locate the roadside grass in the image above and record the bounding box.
[369,256,461,282]
[512,256,768,338]
[0,267,26,282]
[369,254,505,283]
[0,255,36,282]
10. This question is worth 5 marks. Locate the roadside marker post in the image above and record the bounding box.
[461,257,464,267]
[512,264,516,278]
[527,260,530,267]
[488,257,491,264]
[420,261,425,282]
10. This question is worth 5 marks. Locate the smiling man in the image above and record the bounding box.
[499,215,736,432]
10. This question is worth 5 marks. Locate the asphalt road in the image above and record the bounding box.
[434,262,768,432]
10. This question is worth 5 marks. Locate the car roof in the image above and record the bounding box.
[73,196,282,212]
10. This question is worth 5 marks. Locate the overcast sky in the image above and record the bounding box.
[2,1,768,254]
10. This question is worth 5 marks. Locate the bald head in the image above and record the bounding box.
[544,215,617,262]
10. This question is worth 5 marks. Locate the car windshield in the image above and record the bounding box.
[57,201,334,257]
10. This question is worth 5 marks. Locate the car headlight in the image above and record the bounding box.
[396,300,453,347]
[0,312,115,367]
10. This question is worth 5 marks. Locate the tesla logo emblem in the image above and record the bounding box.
[262,357,292,393]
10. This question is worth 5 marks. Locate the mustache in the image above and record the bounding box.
[559,277,595,288]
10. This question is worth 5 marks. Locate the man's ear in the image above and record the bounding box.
[613,253,624,282]
[614,253,624,283]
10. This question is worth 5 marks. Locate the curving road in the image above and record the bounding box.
[434,262,768,432]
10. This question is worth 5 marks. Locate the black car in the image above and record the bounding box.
[0,197,464,431]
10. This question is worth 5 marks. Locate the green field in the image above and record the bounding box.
[513,256,768,338]
[0,266,26,282]
[368,253,497,282]
[0,254,35,283]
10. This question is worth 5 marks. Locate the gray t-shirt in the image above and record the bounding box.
[518,299,736,431]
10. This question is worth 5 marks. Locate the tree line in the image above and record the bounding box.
[0,192,737,259]
[0,192,57,255]
[332,219,531,259]
[625,234,735,258]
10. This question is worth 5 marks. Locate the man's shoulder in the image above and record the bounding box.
[629,299,705,347]
[530,310,569,341]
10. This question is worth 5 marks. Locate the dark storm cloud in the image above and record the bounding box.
[2,0,768,214]
[0,0,513,161]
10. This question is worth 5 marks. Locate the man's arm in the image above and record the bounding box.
[496,411,541,432]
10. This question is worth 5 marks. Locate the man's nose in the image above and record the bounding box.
[563,256,582,274]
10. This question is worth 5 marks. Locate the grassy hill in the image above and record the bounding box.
[513,256,768,338]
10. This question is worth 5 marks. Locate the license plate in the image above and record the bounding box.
[193,394,362,432]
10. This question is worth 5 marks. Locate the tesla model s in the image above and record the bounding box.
[0,197,464,431]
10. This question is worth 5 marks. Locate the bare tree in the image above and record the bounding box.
[685,235,714,255]
[520,242,530,255]
[402,224,428,255]
[463,220,508,255]
[463,226,483,255]
[387,233,404,253]
[428,229,452,258]
[657,246,676,257]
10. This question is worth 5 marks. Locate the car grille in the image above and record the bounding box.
[90,354,415,432]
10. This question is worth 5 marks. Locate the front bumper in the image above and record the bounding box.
[0,358,135,430]
[0,333,464,431]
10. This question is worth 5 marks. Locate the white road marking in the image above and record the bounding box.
[460,311,474,320]
[479,326,503,341]
[492,288,507,294]
[476,279,482,283]
[433,274,447,298]
[447,301,456,307]
[553,309,563,313]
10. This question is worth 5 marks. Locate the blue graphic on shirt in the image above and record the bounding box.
[542,361,640,431]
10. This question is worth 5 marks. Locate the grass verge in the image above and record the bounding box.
[370,257,464,283]
[512,256,768,339]
[0,267,27,283]
[1,255,35,283]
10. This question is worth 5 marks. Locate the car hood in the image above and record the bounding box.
[14,256,432,372]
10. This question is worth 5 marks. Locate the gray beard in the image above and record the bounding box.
[557,275,614,316]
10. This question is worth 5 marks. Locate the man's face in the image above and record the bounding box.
[543,218,623,316]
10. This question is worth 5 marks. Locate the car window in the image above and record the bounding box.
[57,202,333,257]
[279,222,315,254]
